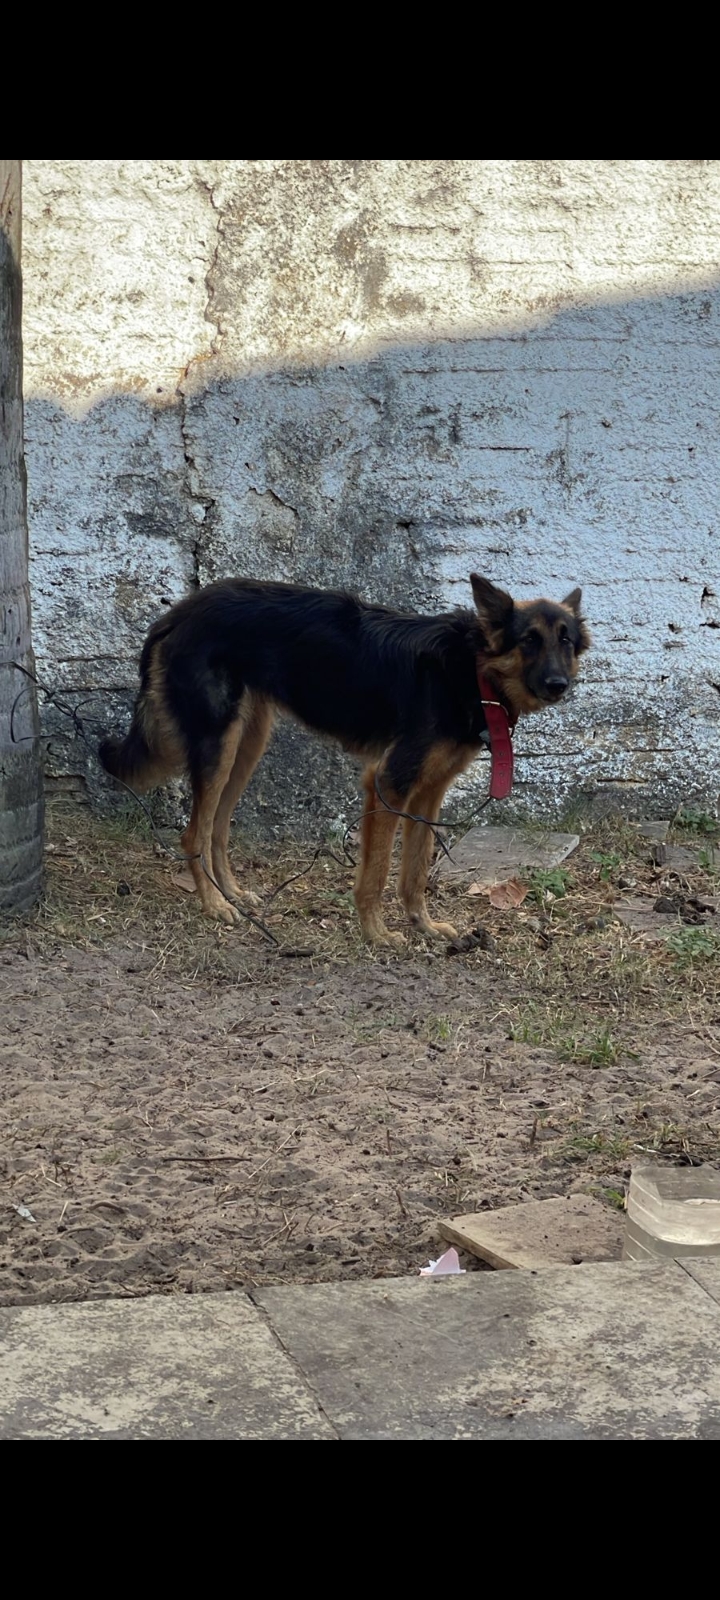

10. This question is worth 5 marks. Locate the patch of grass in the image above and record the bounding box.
[529,867,572,904]
[561,1129,632,1163]
[667,927,720,965]
[630,1118,720,1165]
[9,797,720,1058]
[698,846,718,872]
[603,1187,627,1210]
[425,1013,453,1044]
[586,816,642,856]
[555,803,591,835]
[638,1121,691,1157]
[512,1018,546,1048]
[566,1026,619,1067]
[323,890,355,911]
[590,850,621,881]
[95,802,157,843]
[508,998,547,1049]
[674,807,719,837]
[509,1005,620,1067]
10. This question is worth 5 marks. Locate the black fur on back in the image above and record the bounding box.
[158,579,488,757]
[99,576,589,797]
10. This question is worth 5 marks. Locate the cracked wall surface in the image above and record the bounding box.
[21,160,720,830]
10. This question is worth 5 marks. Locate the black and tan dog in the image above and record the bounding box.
[99,575,589,945]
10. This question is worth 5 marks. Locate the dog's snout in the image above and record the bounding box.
[545,675,569,698]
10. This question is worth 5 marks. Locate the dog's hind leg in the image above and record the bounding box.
[354,762,406,947]
[399,743,476,940]
[211,696,275,905]
[181,711,249,925]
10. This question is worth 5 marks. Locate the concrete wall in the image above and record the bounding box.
[21,160,720,833]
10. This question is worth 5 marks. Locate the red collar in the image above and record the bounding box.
[477,667,517,799]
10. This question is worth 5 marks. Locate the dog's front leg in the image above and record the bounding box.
[398,801,458,941]
[354,763,405,947]
[398,748,476,940]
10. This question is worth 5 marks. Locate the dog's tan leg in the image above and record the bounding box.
[399,744,476,940]
[181,713,248,925]
[211,697,275,904]
[354,764,405,947]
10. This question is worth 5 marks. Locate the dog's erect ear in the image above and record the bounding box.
[561,586,590,653]
[470,574,514,647]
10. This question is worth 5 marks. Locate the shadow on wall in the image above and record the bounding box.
[25,285,720,835]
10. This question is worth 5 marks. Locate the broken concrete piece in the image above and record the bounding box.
[614,895,720,940]
[659,845,709,872]
[632,820,671,843]
[438,825,579,886]
[439,1194,624,1271]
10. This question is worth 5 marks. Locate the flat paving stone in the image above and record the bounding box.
[5,1264,720,1440]
[655,844,708,871]
[259,1261,720,1439]
[438,825,579,886]
[680,1257,720,1306]
[0,1293,333,1440]
[439,1195,625,1270]
[614,895,719,940]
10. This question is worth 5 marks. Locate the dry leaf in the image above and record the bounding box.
[465,882,485,897]
[172,869,196,894]
[489,877,528,909]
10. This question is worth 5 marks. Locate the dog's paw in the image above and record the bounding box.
[202,898,240,926]
[427,920,458,940]
[407,912,458,941]
[215,875,261,908]
[360,921,406,949]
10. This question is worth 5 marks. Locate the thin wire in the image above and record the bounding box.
[373,770,491,860]
[9,662,280,944]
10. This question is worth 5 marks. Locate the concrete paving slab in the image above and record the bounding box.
[632,821,671,843]
[614,895,719,940]
[258,1261,720,1439]
[614,896,681,939]
[0,1294,333,1439]
[439,1195,624,1270]
[680,1258,720,1306]
[438,825,579,886]
[660,845,705,871]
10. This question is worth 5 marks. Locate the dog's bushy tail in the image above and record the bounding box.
[99,619,180,793]
[98,723,157,791]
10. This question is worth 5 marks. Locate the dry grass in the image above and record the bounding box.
[5,800,720,1071]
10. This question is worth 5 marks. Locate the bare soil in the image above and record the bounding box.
[1,803,719,1305]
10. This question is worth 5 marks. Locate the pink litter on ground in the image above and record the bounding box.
[419,1247,465,1277]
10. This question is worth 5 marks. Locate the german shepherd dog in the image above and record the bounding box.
[99,575,589,946]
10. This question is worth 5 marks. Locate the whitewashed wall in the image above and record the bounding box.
[21,160,720,831]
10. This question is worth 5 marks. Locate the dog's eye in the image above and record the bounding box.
[525,629,542,649]
[558,625,570,644]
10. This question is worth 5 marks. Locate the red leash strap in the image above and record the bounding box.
[477,671,517,800]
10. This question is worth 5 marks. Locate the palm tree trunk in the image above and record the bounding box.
[0,160,44,913]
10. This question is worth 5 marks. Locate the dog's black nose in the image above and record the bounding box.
[545,675,569,698]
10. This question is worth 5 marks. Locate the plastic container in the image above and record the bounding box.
[623,1162,720,1262]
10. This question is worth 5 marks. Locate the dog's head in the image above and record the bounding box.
[470,573,590,716]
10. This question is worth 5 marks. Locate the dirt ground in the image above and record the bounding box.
[1,801,719,1305]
